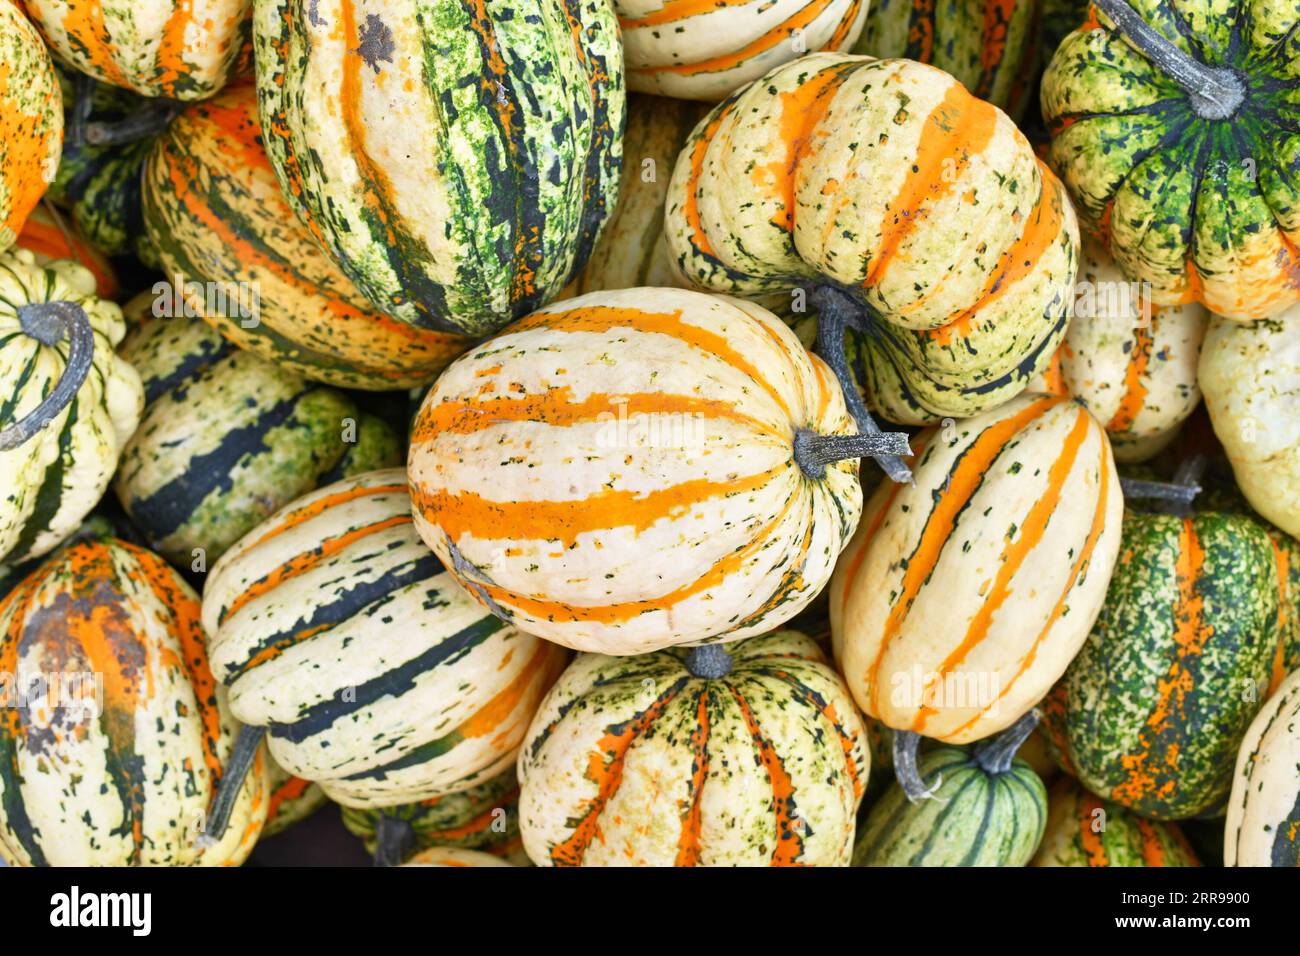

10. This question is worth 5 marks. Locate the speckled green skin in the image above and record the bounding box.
[1054,510,1279,820]
[854,746,1047,866]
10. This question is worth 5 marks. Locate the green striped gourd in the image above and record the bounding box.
[0,3,62,252]
[1225,667,1300,866]
[143,81,470,390]
[666,52,1079,427]
[831,394,1122,744]
[0,249,143,566]
[113,312,400,568]
[253,0,625,336]
[25,0,252,100]
[1049,509,1279,819]
[0,536,268,865]
[403,847,514,867]
[853,715,1047,866]
[408,287,877,656]
[617,0,868,101]
[201,469,569,808]
[1199,313,1300,539]
[264,758,327,838]
[519,631,869,866]
[1041,0,1300,320]
[1033,779,1199,866]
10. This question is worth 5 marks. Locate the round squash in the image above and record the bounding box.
[402,847,514,867]
[15,203,118,298]
[201,469,569,810]
[408,286,901,656]
[253,0,625,337]
[0,248,143,566]
[0,535,267,866]
[263,758,327,838]
[831,393,1122,744]
[519,631,869,866]
[0,3,63,252]
[1224,667,1300,866]
[25,0,251,100]
[665,52,1079,427]
[114,313,401,567]
[1033,778,1199,867]
[1042,0,1300,320]
[617,0,867,101]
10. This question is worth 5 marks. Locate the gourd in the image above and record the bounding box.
[0,248,143,566]
[113,313,401,567]
[1033,779,1199,866]
[665,52,1079,435]
[402,847,514,867]
[143,80,470,390]
[25,0,252,100]
[1224,667,1300,866]
[617,0,868,101]
[264,759,327,839]
[15,202,118,298]
[1199,313,1300,539]
[252,0,626,337]
[408,286,907,656]
[1041,0,1300,320]
[853,713,1047,866]
[199,469,568,839]
[0,3,63,251]
[0,535,267,866]
[519,631,869,866]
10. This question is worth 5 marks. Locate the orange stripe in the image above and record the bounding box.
[57,0,128,87]
[620,0,749,28]
[681,104,734,261]
[674,690,710,866]
[730,687,803,866]
[1266,536,1292,697]
[458,641,565,740]
[824,0,864,48]
[0,58,58,240]
[1077,790,1109,866]
[234,482,408,558]
[1136,817,1167,866]
[154,0,197,97]
[1106,319,1154,433]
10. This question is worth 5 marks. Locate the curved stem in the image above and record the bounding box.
[85,99,183,146]
[200,724,265,846]
[373,813,416,868]
[445,535,512,623]
[684,643,733,679]
[972,710,1040,776]
[892,730,942,803]
[1091,0,1245,119]
[793,429,911,480]
[0,302,95,452]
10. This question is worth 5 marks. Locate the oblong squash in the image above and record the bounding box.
[0,3,62,251]
[1032,779,1199,867]
[1225,667,1300,867]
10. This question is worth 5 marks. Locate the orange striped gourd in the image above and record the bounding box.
[0,2,62,252]
[1032,779,1199,867]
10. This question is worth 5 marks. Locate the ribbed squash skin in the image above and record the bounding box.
[15,203,118,298]
[666,53,1079,424]
[617,0,867,101]
[1061,241,1209,462]
[1199,313,1300,539]
[1050,511,1279,820]
[1225,668,1300,866]
[143,81,469,390]
[263,757,327,838]
[403,847,514,867]
[1033,779,1199,867]
[831,394,1122,743]
[202,469,568,808]
[253,0,625,336]
[0,537,267,866]
[853,746,1047,866]
[0,250,143,565]
[409,287,864,655]
[1042,2,1300,321]
[519,631,869,866]
[0,4,62,251]
[25,0,251,100]
[114,314,401,567]
[853,0,1040,115]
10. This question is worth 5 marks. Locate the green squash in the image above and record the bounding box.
[1033,779,1199,866]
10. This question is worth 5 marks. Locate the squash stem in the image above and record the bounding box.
[66,73,96,148]
[445,535,512,623]
[0,302,95,451]
[684,644,733,679]
[373,813,416,867]
[1091,0,1245,119]
[810,285,913,485]
[1118,454,1207,517]
[794,429,911,479]
[84,99,183,146]
[972,710,1040,776]
[893,730,942,803]
[200,724,265,846]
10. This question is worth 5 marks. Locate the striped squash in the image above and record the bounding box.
[1050,510,1279,819]
[0,536,267,866]
[263,758,327,838]
[831,393,1123,743]
[617,0,867,101]
[853,0,1040,115]
[0,248,143,565]
[1225,667,1300,866]
[1041,0,1300,320]
[1199,313,1300,539]
[403,847,514,867]
[1033,779,1199,867]
[143,81,470,391]
[25,0,251,100]
[15,203,118,298]
[519,631,869,866]
[408,286,868,656]
[0,3,62,252]
[201,469,569,808]
[253,0,625,337]
[665,52,1079,425]
[114,313,401,567]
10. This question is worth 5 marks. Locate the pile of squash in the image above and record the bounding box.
[0,0,1295,869]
